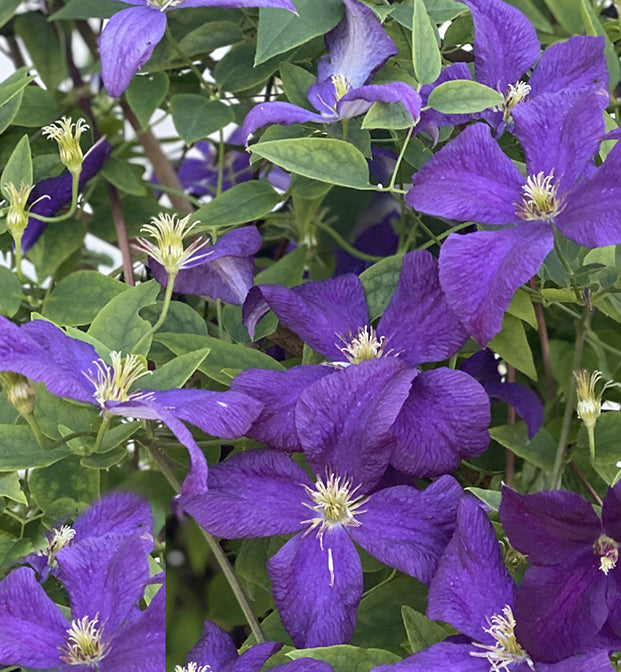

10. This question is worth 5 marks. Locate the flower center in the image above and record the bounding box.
[594,535,618,575]
[470,606,534,672]
[574,369,619,431]
[175,664,212,672]
[135,213,212,276]
[515,171,565,222]
[338,326,388,365]
[146,0,184,9]
[84,351,151,407]
[302,472,368,542]
[42,117,89,175]
[60,615,110,666]
[39,525,76,565]
[502,81,531,122]
[331,73,352,102]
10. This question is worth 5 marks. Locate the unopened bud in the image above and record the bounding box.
[0,372,36,416]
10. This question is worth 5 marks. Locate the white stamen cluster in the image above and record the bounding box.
[502,81,531,122]
[302,472,368,544]
[83,351,151,408]
[135,213,212,276]
[515,171,565,222]
[594,535,619,575]
[42,117,89,175]
[147,0,184,9]
[175,663,212,672]
[39,525,76,565]
[470,606,534,672]
[60,615,110,666]
[574,369,619,430]
[338,326,388,365]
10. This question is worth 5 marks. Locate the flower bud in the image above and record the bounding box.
[42,117,89,175]
[4,182,33,239]
[0,372,36,416]
[574,369,618,431]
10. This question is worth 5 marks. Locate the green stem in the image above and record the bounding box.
[362,569,397,598]
[147,442,265,642]
[93,416,110,454]
[166,27,208,90]
[416,221,473,250]
[28,171,80,223]
[217,129,225,198]
[315,220,385,262]
[549,309,592,489]
[23,413,48,450]
[134,274,177,352]
[587,426,596,463]
[13,233,26,284]
[388,126,413,191]
[553,230,581,303]
[216,298,224,340]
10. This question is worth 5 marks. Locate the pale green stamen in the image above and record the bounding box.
[60,615,110,666]
[175,663,212,672]
[502,81,531,122]
[84,352,151,408]
[574,369,619,430]
[338,326,388,365]
[594,535,618,575]
[40,525,76,565]
[42,117,89,175]
[147,0,184,9]
[332,73,352,102]
[515,171,565,222]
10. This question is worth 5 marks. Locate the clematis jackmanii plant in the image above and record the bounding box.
[0,315,262,495]
[499,483,621,662]
[241,0,422,144]
[371,496,615,672]
[239,250,490,478]
[407,88,621,345]
[99,0,296,97]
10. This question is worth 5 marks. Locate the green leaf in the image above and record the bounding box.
[489,314,537,380]
[0,266,22,317]
[362,102,415,130]
[156,333,284,385]
[360,255,403,322]
[134,349,210,391]
[466,486,502,510]
[577,412,621,466]
[412,0,442,85]
[0,533,33,573]
[33,386,95,441]
[193,181,280,230]
[50,0,133,19]
[178,21,244,57]
[43,271,130,326]
[256,0,343,65]
[280,62,316,110]
[507,288,537,330]
[0,472,26,505]
[287,645,400,672]
[100,157,147,196]
[170,95,234,145]
[100,421,142,453]
[88,280,161,355]
[0,425,72,470]
[1,134,32,199]
[402,606,449,653]
[29,456,99,512]
[27,219,85,279]
[14,87,62,127]
[0,67,34,109]
[489,422,556,471]
[507,0,553,32]
[214,43,281,93]
[81,446,127,470]
[427,80,504,114]
[126,73,169,129]
[15,12,67,91]
[0,0,21,29]
[251,138,373,189]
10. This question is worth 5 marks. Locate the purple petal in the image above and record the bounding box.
[439,221,553,345]
[350,475,461,583]
[233,641,283,672]
[427,497,515,642]
[0,567,67,667]
[555,141,621,248]
[185,225,262,267]
[230,366,332,452]
[603,482,621,541]
[337,83,421,124]
[182,0,295,8]
[512,90,605,192]
[499,487,601,565]
[186,621,238,669]
[181,449,311,538]
[483,381,543,439]
[296,359,416,490]
[254,275,369,361]
[462,0,539,92]
[529,36,608,99]
[100,7,167,97]
[406,124,525,225]
[323,0,396,88]
[378,250,468,365]
[419,63,475,137]
[372,641,489,672]
[24,137,112,252]
[242,102,327,144]
[268,528,363,647]
[390,368,490,477]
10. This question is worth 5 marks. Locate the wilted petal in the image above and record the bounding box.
[351,475,461,583]
[390,368,490,477]
[100,7,167,97]
[439,221,553,345]
[268,528,363,647]
[406,123,524,225]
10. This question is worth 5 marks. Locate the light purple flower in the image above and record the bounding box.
[499,483,621,662]
[371,497,615,672]
[99,0,296,97]
[407,89,621,345]
[180,620,336,672]
[241,0,421,144]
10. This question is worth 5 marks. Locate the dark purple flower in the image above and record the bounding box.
[241,0,421,144]
[179,620,335,672]
[0,534,164,671]
[407,89,621,345]
[181,448,462,648]
[239,250,490,478]
[23,137,112,252]
[499,483,621,662]
[99,0,296,97]
[371,496,615,672]
[0,315,262,495]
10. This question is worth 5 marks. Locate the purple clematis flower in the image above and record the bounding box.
[371,496,615,672]
[0,315,262,495]
[23,137,112,252]
[499,483,621,662]
[0,534,164,671]
[407,89,621,346]
[181,448,462,648]
[178,620,336,672]
[99,0,296,97]
[238,250,490,479]
[241,0,421,144]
